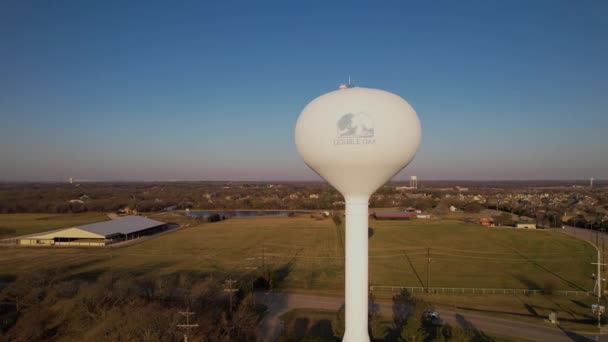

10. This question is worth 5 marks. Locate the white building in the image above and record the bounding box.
[18,216,167,247]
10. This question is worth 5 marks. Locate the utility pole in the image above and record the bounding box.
[262,243,271,287]
[245,257,258,303]
[427,247,431,293]
[223,279,238,312]
[592,244,607,329]
[177,309,199,342]
[110,249,113,286]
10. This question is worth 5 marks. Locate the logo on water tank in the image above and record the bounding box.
[334,113,376,146]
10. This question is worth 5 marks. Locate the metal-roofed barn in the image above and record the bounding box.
[18,216,167,247]
[371,211,418,220]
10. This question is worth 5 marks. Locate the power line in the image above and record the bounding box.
[430,251,591,262]
[111,244,591,258]
[428,246,590,256]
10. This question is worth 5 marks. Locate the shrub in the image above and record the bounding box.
[543,280,556,295]
[332,305,345,338]
[331,213,342,226]
[207,213,222,222]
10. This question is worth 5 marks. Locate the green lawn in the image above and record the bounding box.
[369,219,595,291]
[0,213,109,238]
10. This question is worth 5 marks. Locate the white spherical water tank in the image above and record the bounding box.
[295,86,421,342]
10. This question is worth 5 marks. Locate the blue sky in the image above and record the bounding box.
[1,1,607,181]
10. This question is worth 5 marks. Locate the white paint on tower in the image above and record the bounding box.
[295,85,421,341]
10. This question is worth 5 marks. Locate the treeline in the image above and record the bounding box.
[0,270,263,341]
[0,182,444,214]
[487,203,608,230]
[0,182,343,214]
[2,182,605,231]
[371,290,495,342]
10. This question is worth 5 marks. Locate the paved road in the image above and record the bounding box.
[256,292,608,342]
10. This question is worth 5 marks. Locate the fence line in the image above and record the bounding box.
[370,285,590,296]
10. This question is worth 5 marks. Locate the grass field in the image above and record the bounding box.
[0,213,109,238]
[0,213,602,331]
[369,219,596,291]
[0,214,597,291]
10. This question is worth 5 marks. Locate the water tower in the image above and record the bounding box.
[410,175,418,189]
[295,85,421,341]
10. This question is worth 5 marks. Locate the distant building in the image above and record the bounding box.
[562,215,574,223]
[516,223,536,229]
[372,211,417,220]
[118,207,138,215]
[480,217,494,227]
[310,212,325,220]
[449,205,457,212]
[405,207,422,213]
[410,176,418,189]
[309,194,319,199]
[18,216,167,247]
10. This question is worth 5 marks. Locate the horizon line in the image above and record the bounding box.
[0,179,604,184]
